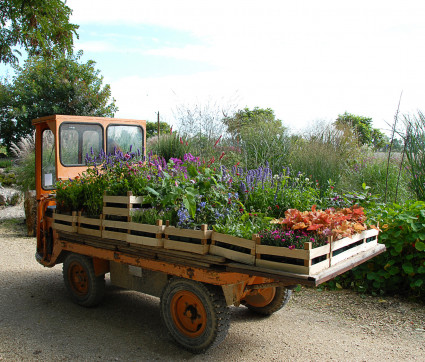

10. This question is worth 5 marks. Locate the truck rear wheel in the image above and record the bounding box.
[242,286,292,315]
[160,278,230,353]
[63,253,105,307]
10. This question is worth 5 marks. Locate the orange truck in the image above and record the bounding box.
[33,115,386,353]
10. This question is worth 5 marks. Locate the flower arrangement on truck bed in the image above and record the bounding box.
[55,149,378,255]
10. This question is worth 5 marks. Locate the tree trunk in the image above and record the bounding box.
[24,190,37,237]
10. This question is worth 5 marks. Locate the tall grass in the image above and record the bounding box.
[339,152,413,203]
[289,121,359,195]
[403,112,425,201]
[10,132,36,191]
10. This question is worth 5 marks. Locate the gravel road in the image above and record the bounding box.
[0,212,424,361]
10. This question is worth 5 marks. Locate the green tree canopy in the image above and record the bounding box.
[0,51,118,150]
[146,120,171,138]
[335,112,386,149]
[223,107,285,139]
[0,0,79,65]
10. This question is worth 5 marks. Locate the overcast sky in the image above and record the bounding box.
[65,1,425,132]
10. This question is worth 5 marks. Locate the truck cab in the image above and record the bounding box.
[33,115,146,266]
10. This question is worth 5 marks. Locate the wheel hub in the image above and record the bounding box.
[170,291,207,338]
[68,261,89,296]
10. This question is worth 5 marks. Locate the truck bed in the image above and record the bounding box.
[57,231,386,287]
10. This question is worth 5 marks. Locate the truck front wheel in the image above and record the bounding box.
[242,286,292,315]
[160,278,230,353]
[63,253,105,307]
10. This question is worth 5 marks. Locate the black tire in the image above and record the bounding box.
[63,253,105,307]
[243,287,292,316]
[160,278,230,353]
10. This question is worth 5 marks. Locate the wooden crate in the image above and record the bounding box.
[256,229,379,276]
[53,211,77,233]
[209,232,257,265]
[102,192,144,219]
[127,220,165,247]
[102,192,143,240]
[163,224,212,255]
[77,212,102,237]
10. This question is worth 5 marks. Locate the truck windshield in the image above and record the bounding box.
[59,123,103,166]
[107,125,144,155]
[42,129,56,190]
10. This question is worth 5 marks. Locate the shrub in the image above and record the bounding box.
[330,200,425,299]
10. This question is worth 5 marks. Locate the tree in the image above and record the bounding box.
[223,107,289,172]
[0,0,78,64]
[223,107,284,140]
[146,120,171,139]
[335,112,386,149]
[0,51,118,150]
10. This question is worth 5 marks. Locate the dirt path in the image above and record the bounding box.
[0,217,424,361]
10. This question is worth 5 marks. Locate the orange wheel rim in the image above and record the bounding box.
[244,287,276,308]
[170,291,207,338]
[68,261,89,296]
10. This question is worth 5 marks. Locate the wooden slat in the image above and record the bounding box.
[209,244,255,265]
[331,229,378,252]
[309,243,332,258]
[255,259,309,274]
[103,195,129,204]
[128,222,163,234]
[163,239,209,255]
[331,239,378,265]
[307,259,331,275]
[53,213,77,222]
[103,195,144,204]
[102,207,130,217]
[78,216,102,226]
[211,232,256,249]
[53,223,77,233]
[164,226,212,239]
[256,244,309,259]
[102,219,128,229]
[102,230,128,242]
[127,234,163,247]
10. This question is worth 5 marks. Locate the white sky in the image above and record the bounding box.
[67,0,425,133]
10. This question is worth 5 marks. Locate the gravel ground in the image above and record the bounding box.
[0,209,424,361]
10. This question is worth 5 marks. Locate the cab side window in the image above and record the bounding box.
[59,123,103,165]
[107,125,144,155]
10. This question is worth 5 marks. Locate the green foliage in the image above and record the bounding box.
[335,112,386,149]
[403,112,425,201]
[339,152,413,204]
[222,107,291,173]
[0,51,118,150]
[0,0,79,64]
[153,133,190,161]
[223,107,284,138]
[0,159,12,168]
[330,201,425,299]
[13,151,35,191]
[289,122,358,196]
[146,120,172,139]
